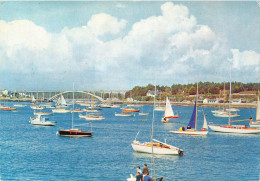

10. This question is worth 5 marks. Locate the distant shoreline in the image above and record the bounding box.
[1,97,256,109]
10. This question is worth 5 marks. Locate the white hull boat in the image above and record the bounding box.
[52,109,71,113]
[249,122,260,128]
[30,115,56,126]
[14,104,27,107]
[31,106,44,110]
[154,106,165,111]
[208,125,260,134]
[171,82,208,136]
[131,139,183,155]
[85,116,105,121]
[139,112,149,116]
[115,112,135,117]
[170,130,208,135]
[213,112,240,118]
[249,93,260,128]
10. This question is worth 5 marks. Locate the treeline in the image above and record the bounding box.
[125,82,260,99]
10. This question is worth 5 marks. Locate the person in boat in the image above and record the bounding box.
[142,164,149,176]
[249,117,253,123]
[136,166,143,181]
[136,171,143,181]
[143,173,152,181]
[187,125,191,130]
[179,126,185,131]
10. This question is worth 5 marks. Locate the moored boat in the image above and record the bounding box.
[161,96,179,123]
[52,108,71,113]
[170,82,208,135]
[131,139,183,155]
[208,125,260,134]
[115,112,135,117]
[1,107,17,111]
[209,65,260,134]
[124,108,140,112]
[57,83,93,137]
[30,114,56,126]
[249,92,260,128]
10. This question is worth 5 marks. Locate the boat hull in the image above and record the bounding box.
[208,125,260,134]
[52,109,71,113]
[115,113,134,117]
[131,142,183,155]
[139,113,149,116]
[85,117,105,121]
[170,130,208,135]
[249,122,260,128]
[58,130,93,137]
[213,113,239,118]
[30,121,56,126]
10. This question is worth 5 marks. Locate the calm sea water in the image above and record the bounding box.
[1,102,259,180]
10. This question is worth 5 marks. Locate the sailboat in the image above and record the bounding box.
[52,94,71,113]
[14,96,27,107]
[249,92,260,128]
[57,84,93,137]
[212,82,240,118]
[139,105,149,116]
[131,86,184,155]
[170,82,208,135]
[115,94,135,117]
[209,66,260,134]
[249,91,260,128]
[161,96,178,123]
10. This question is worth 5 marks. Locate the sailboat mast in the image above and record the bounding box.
[256,90,260,120]
[72,83,74,129]
[195,81,198,131]
[151,84,156,179]
[223,82,225,112]
[228,65,232,125]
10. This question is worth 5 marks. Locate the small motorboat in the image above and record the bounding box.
[30,115,56,126]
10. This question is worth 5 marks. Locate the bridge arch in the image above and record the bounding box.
[47,91,103,102]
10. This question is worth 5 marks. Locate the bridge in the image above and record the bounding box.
[12,90,126,102]
[48,91,103,102]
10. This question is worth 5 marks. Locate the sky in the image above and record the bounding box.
[0,1,259,91]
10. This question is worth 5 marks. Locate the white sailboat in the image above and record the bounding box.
[249,92,260,128]
[161,96,178,123]
[208,66,260,134]
[52,108,71,113]
[212,82,240,118]
[79,112,105,121]
[138,104,149,116]
[170,82,208,135]
[56,94,67,108]
[131,86,184,155]
[31,94,36,103]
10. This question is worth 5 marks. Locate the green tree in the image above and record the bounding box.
[189,86,196,95]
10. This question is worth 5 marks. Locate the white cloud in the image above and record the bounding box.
[231,49,260,70]
[0,2,259,90]
[87,13,127,36]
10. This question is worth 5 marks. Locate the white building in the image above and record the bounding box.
[203,98,219,104]
[2,89,8,96]
[232,99,242,104]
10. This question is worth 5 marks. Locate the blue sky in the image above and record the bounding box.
[0,1,259,91]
